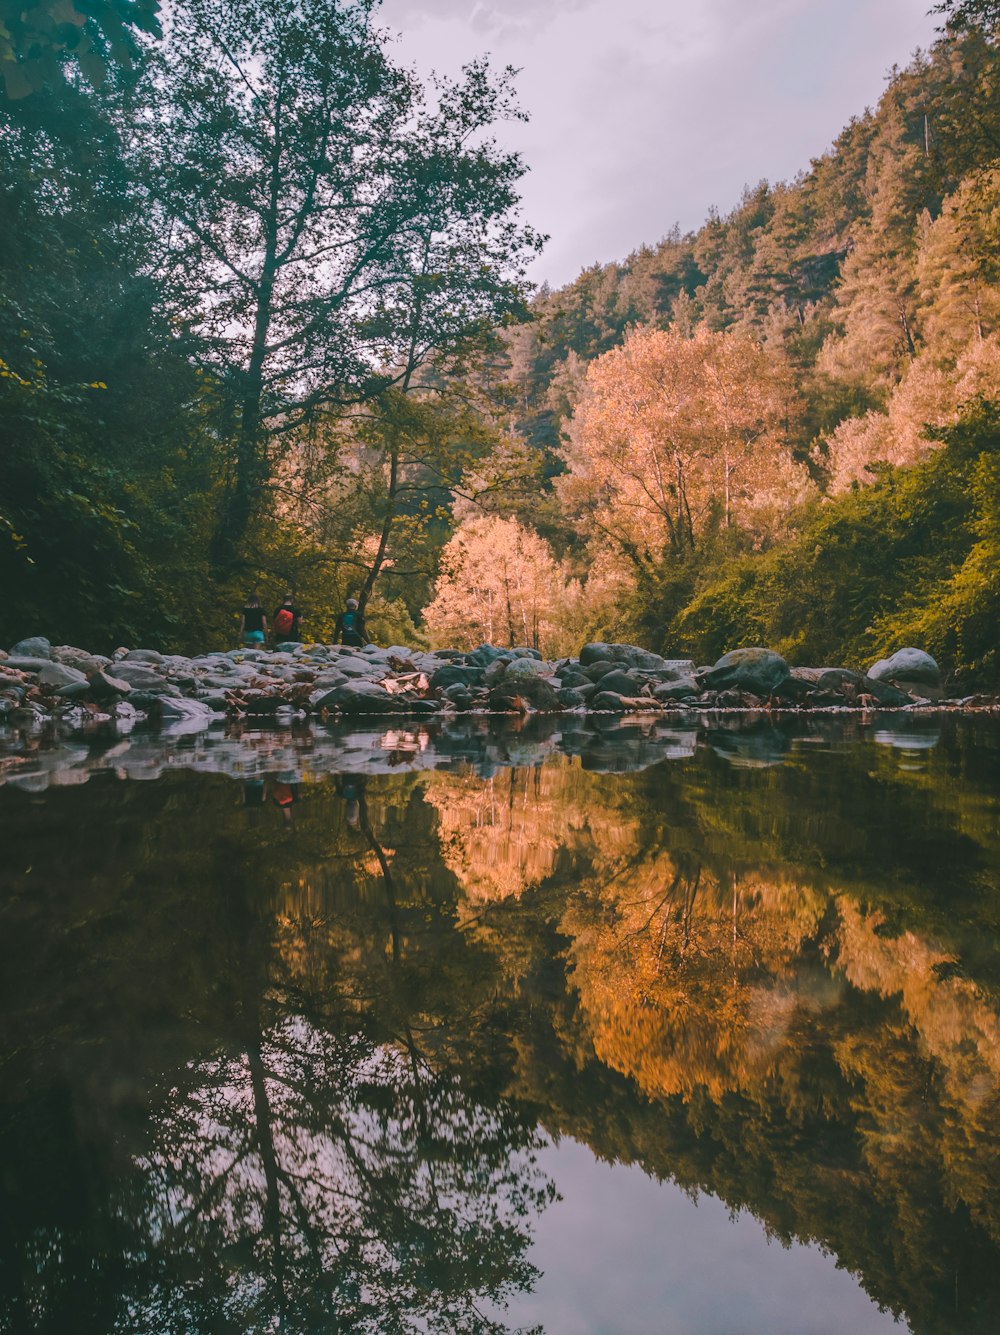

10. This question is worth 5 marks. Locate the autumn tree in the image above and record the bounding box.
[423,515,577,655]
[564,325,801,573]
[148,0,541,562]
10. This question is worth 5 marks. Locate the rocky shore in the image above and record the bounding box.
[0,636,995,733]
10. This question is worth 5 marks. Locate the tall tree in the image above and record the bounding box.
[148,0,541,562]
[564,326,800,570]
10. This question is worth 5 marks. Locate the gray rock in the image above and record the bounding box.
[38,662,88,691]
[557,686,588,708]
[484,659,509,687]
[467,643,513,668]
[591,690,627,712]
[579,642,671,671]
[653,676,701,701]
[314,680,403,714]
[597,669,643,696]
[51,646,110,674]
[124,649,165,665]
[703,648,790,696]
[430,664,485,690]
[5,657,53,674]
[489,676,560,712]
[502,657,550,683]
[583,660,617,683]
[335,656,382,678]
[558,669,590,689]
[860,676,913,707]
[867,648,941,688]
[112,664,175,692]
[89,669,133,699]
[443,684,474,709]
[10,636,51,659]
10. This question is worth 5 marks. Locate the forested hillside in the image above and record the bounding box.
[2,0,1000,678]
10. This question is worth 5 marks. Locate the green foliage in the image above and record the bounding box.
[0,0,161,100]
[672,402,1000,678]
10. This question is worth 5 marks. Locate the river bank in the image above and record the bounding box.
[1,636,996,736]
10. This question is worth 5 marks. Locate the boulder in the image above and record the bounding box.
[591,690,627,712]
[583,660,617,683]
[51,646,109,674]
[868,647,940,686]
[37,662,88,692]
[703,648,790,696]
[5,657,54,674]
[557,686,588,708]
[652,676,701,701]
[579,642,671,672]
[489,676,560,712]
[502,657,550,683]
[558,669,590,689]
[860,676,914,707]
[111,664,175,693]
[467,644,513,668]
[124,649,165,665]
[335,656,383,678]
[443,684,474,710]
[597,669,643,696]
[10,636,51,659]
[430,664,485,690]
[315,680,403,714]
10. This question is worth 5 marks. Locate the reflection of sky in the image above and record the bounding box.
[499,1137,907,1334]
[379,0,939,288]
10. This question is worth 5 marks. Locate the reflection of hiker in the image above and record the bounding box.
[239,593,267,648]
[336,773,365,830]
[266,773,299,825]
[272,590,302,644]
[242,778,265,807]
[334,597,368,648]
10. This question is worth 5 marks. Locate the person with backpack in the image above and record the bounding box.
[272,590,303,644]
[239,593,268,647]
[334,597,368,648]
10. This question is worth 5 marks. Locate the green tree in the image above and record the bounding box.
[149,0,541,563]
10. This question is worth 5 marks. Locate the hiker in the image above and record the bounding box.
[334,597,368,648]
[272,590,302,644]
[239,593,267,648]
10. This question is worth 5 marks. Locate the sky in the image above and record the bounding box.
[378,0,941,290]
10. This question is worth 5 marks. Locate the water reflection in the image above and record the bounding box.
[1,718,999,1332]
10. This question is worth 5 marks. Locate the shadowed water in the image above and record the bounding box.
[0,715,998,1333]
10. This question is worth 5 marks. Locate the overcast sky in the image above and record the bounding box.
[379,0,941,289]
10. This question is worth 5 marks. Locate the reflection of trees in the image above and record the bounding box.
[563,862,828,1100]
[130,1021,552,1334]
[5,725,1000,1333]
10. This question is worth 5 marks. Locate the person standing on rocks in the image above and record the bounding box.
[334,597,368,648]
[272,590,303,645]
[239,593,267,648]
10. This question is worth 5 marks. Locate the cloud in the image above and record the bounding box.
[379,0,940,286]
[382,0,596,39]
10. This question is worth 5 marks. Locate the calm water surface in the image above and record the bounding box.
[1,712,998,1334]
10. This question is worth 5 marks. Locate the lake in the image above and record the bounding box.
[1,712,998,1334]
